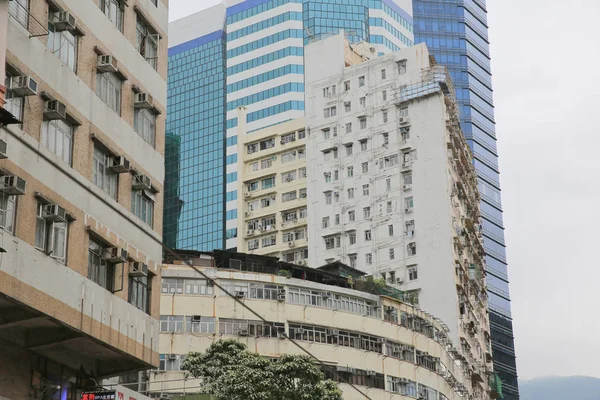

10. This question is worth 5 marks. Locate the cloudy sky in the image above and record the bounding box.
[168,0,600,381]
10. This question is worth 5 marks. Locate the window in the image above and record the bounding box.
[359,97,366,107]
[348,210,355,222]
[160,316,184,333]
[161,278,183,294]
[349,232,356,245]
[345,143,353,155]
[299,188,307,198]
[97,72,122,113]
[389,248,395,260]
[345,122,352,134]
[383,111,388,123]
[386,178,391,191]
[397,60,407,75]
[344,102,351,112]
[100,0,124,31]
[382,90,387,101]
[248,181,259,192]
[359,117,367,130]
[407,242,416,256]
[261,158,272,169]
[47,17,77,71]
[88,238,114,290]
[324,172,331,183]
[325,192,332,204]
[347,166,354,177]
[260,138,275,150]
[299,208,307,218]
[323,128,331,140]
[262,176,275,189]
[132,190,154,226]
[363,207,370,219]
[159,354,183,371]
[362,184,369,196]
[36,202,68,264]
[366,253,372,265]
[248,239,259,250]
[0,192,16,234]
[325,237,335,250]
[358,76,365,87]
[4,71,23,121]
[134,108,156,146]
[344,80,350,91]
[324,106,337,118]
[347,188,354,199]
[405,197,414,211]
[405,220,415,237]
[349,254,357,268]
[93,145,117,199]
[401,128,410,142]
[403,173,413,185]
[333,170,339,181]
[298,148,306,158]
[402,151,413,165]
[281,170,296,183]
[136,15,159,69]
[322,217,330,229]
[8,0,28,28]
[360,139,368,151]
[399,107,409,118]
[261,197,274,208]
[364,230,371,241]
[387,201,393,214]
[381,69,386,80]
[41,120,73,165]
[261,235,276,247]
[332,127,338,137]
[299,167,306,178]
[388,225,394,236]
[281,132,296,144]
[247,143,258,154]
[323,85,336,97]
[408,266,418,281]
[298,129,306,139]
[186,316,216,334]
[129,275,151,313]
[361,162,369,173]
[282,151,296,163]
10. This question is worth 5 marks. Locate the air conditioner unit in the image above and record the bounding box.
[97,55,118,73]
[0,175,26,195]
[377,338,386,343]
[280,140,285,145]
[43,204,67,222]
[191,315,202,322]
[245,192,251,197]
[296,328,305,334]
[168,354,177,360]
[288,241,295,247]
[277,294,286,302]
[237,329,249,337]
[53,11,76,32]
[134,92,154,109]
[322,292,332,298]
[244,211,251,217]
[396,277,404,284]
[299,193,307,198]
[0,140,6,159]
[327,329,339,336]
[11,75,38,96]
[43,100,67,120]
[277,332,286,339]
[366,370,377,376]
[405,208,412,213]
[235,291,245,298]
[385,306,395,312]
[297,260,306,265]
[399,116,410,125]
[130,261,149,277]
[132,174,152,191]
[402,184,412,191]
[110,156,130,173]
[247,229,255,236]
[103,247,128,263]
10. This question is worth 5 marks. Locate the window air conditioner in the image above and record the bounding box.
[327,329,339,336]
[11,75,38,96]
[245,192,251,197]
[385,306,395,312]
[53,11,77,32]
[43,100,67,120]
[132,174,152,191]
[244,211,251,217]
[130,261,149,277]
[288,241,295,247]
[103,247,128,263]
[396,277,404,284]
[247,229,255,236]
[97,55,119,73]
[402,184,412,191]
[237,329,249,336]
[277,293,286,302]
[377,338,386,343]
[234,291,245,298]
[366,370,377,376]
[134,93,154,109]
[110,156,131,173]
[405,208,412,213]
[0,175,26,195]
[0,140,7,159]
[168,354,177,360]
[191,315,202,322]
[322,292,332,298]
[296,328,305,334]
[43,204,67,222]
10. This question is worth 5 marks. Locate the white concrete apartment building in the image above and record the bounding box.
[152,252,498,400]
[0,0,167,398]
[305,38,492,384]
[236,114,309,263]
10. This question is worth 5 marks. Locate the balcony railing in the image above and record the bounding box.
[8,0,48,38]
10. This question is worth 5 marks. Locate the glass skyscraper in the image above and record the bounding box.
[412,0,519,398]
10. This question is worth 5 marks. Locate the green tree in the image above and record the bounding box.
[182,339,343,400]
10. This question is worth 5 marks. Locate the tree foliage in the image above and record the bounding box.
[182,339,343,400]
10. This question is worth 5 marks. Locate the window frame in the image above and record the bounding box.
[93,144,118,200]
[0,192,17,234]
[35,202,68,265]
[134,107,157,147]
[41,119,74,166]
[100,0,124,32]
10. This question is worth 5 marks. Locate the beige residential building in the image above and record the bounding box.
[151,251,501,400]
[235,114,309,264]
[0,0,167,399]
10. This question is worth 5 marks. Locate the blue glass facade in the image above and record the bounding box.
[412,1,519,398]
[165,32,227,251]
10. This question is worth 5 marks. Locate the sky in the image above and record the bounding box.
[167,0,600,382]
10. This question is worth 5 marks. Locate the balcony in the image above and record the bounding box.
[0,235,158,377]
